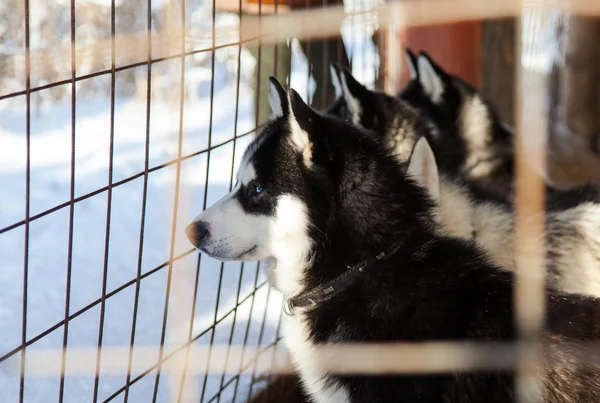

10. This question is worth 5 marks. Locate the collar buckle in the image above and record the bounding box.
[283,295,295,316]
[283,295,317,316]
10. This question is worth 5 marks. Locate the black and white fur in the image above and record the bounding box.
[400,50,600,203]
[327,66,600,297]
[399,50,515,196]
[187,77,600,402]
[412,137,600,297]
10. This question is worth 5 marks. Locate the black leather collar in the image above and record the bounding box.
[283,244,401,316]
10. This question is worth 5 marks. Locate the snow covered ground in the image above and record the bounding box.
[0,7,379,401]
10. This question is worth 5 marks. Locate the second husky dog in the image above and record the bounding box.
[187,77,600,403]
[399,50,515,196]
[400,50,600,203]
[328,65,600,297]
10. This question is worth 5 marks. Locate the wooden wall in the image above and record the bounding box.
[401,21,482,87]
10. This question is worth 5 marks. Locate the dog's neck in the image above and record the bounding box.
[284,243,402,315]
[437,178,478,240]
[299,146,437,295]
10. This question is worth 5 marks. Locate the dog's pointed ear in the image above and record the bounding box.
[417,52,445,104]
[405,49,418,80]
[288,89,319,165]
[339,67,368,124]
[330,63,343,98]
[268,76,290,118]
[408,136,440,202]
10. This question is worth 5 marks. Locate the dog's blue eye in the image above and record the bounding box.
[255,186,263,194]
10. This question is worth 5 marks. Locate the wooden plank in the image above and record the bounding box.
[548,16,600,187]
[215,0,342,15]
[481,18,515,126]
[401,21,482,87]
[215,0,291,15]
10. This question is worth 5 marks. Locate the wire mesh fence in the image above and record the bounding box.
[2,0,600,403]
[0,0,381,401]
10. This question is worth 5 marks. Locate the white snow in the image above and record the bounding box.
[0,71,290,402]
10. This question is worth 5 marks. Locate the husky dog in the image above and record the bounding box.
[412,137,600,297]
[329,60,509,194]
[186,77,600,402]
[399,50,515,196]
[328,66,600,297]
[328,63,430,163]
[400,50,600,204]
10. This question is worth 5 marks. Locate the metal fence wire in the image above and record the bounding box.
[0,0,381,402]
[3,0,600,402]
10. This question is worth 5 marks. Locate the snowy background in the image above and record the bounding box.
[0,0,380,402]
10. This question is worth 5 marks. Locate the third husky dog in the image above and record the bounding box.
[399,50,515,196]
[400,50,600,204]
[328,65,600,297]
[186,77,600,403]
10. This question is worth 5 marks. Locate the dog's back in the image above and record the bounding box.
[320,232,600,403]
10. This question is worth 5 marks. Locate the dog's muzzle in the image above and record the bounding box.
[185,221,210,248]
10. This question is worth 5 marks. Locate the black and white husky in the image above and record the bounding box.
[328,65,600,297]
[399,50,600,203]
[399,49,515,196]
[186,77,600,402]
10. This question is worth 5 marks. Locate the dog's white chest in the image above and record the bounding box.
[283,313,350,403]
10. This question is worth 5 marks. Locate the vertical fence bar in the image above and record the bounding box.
[151,0,188,400]
[304,0,312,102]
[175,81,209,403]
[196,0,226,400]
[230,263,262,401]
[261,303,285,402]
[212,2,248,400]
[374,0,381,88]
[19,0,32,400]
[349,0,354,70]
[279,7,297,399]
[57,0,78,400]
[175,34,208,397]
[242,2,286,391]
[288,0,294,87]
[514,3,548,403]
[198,268,225,402]
[92,0,117,400]
[320,0,329,107]
[254,3,287,400]
[175,262,203,402]
[245,285,272,400]
[123,0,153,401]
[272,13,297,400]
[337,1,343,66]
[274,0,280,78]
[213,265,245,403]
[362,0,367,85]
[229,4,268,397]
[383,2,403,94]
[255,1,264,126]
[175,232,204,403]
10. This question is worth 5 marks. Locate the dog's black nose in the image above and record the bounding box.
[185,221,209,247]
